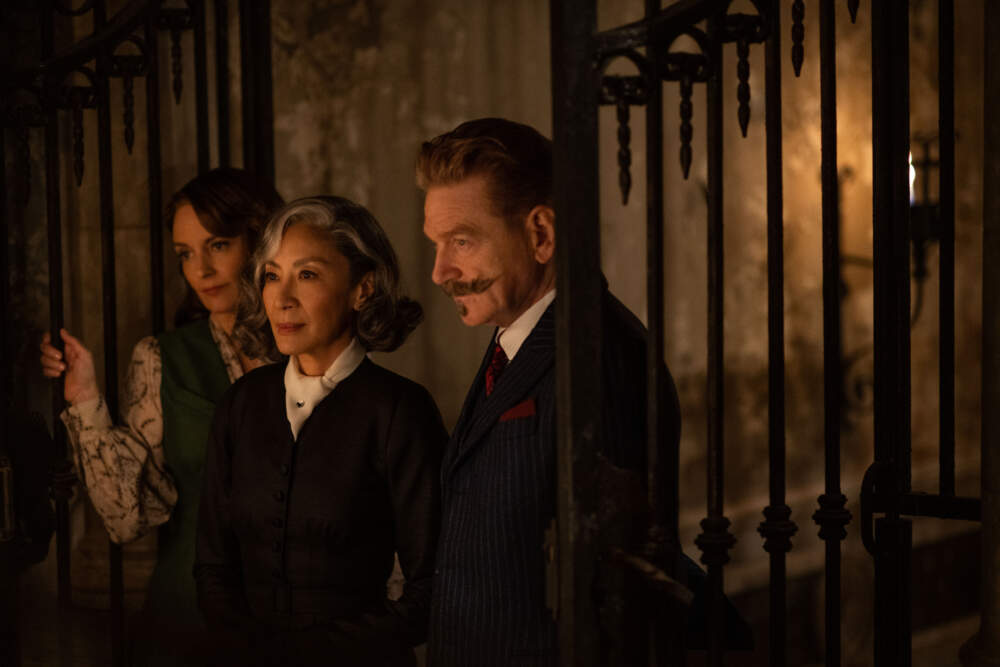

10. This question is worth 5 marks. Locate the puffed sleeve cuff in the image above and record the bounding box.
[61,396,113,438]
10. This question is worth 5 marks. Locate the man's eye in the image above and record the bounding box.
[455,238,469,248]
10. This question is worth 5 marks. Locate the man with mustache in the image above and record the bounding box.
[418,118,685,666]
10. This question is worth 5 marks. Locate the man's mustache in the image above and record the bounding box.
[441,276,496,297]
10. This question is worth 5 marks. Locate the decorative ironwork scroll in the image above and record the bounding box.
[598,51,651,205]
[158,8,194,105]
[655,30,710,180]
[723,11,766,137]
[53,69,98,187]
[792,0,805,76]
[112,37,148,154]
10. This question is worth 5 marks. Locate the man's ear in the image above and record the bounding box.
[353,272,375,311]
[525,205,555,264]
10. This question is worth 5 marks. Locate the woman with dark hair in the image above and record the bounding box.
[39,167,284,665]
[195,196,445,666]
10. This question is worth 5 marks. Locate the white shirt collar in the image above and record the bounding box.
[283,338,366,440]
[496,289,556,361]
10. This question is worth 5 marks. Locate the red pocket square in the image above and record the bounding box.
[500,398,536,422]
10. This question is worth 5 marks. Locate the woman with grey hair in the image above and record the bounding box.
[194,196,446,666]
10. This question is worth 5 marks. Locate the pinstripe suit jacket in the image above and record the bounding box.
[428,289,680,667]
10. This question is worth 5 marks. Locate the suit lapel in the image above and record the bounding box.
[444,304,555,479]
[441,330,497,475]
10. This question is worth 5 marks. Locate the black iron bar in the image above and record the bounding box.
[873,518,913,666]
[758,2,796,666]
[146,10,165,334]
[968,3,1000,658]
[705,19,723,552]
[872,0,910,518]
[93,4,124,665]
[644,2,684,665]
[251,0,274,183]
[193,0,209,173]
[871,0,911,531]
[815,2,851,667]
[644,0,667,557]
[0,129,11,667]
[41,2,73,610]
[551,1,602,665]
[871,2,913,665]
[0,128,7,422]
[238,0,256,174]
[819,0,840,503]
[694,13,734,667]
[938,0,955,498]
[215,0,230,166]
[0,133,9,655]
[765,0,787,648]
[238,0,276,183]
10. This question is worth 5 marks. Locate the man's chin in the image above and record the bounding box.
[456,303,490,327]
[458,311,481,327]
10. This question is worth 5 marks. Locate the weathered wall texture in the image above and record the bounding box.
[270,0,552,427]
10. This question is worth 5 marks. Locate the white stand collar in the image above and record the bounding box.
[283,338,366,440]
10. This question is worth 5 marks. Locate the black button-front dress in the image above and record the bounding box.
[194,358,446,667]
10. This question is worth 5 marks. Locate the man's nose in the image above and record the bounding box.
[431,249,459,286]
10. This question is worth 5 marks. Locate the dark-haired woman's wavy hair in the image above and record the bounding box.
[165,167,284,337]
[234,196,423,358]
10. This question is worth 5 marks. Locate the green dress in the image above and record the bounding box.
[133,319,232,666]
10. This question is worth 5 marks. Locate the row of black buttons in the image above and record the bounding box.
[272,459,293,580]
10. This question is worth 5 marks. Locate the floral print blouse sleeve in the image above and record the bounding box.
[61,335,177,544]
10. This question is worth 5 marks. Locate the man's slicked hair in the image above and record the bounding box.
[415,117,552,225]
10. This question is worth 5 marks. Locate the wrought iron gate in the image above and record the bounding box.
[0,0,988,666]
[1,2,274,665]
[550,1,980,665]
